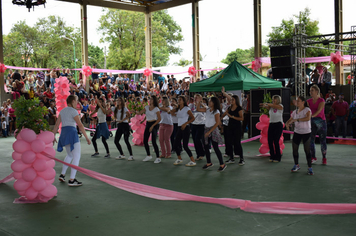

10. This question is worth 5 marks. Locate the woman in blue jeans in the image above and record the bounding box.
[50,69,57,93]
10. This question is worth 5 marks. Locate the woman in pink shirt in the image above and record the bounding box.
[307,85,327,165]
[286,96,313,175]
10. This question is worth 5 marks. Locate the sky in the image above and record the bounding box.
[2,0,356,68]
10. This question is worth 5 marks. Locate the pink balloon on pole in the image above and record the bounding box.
[17,190,26,196]
[32,176,47,192]
[36,153,49,160]
[14,178,31,191]
[11,160,31,172]
[13,140,31,153]
[46,160,55,168]
[13,172,22,179]
[40,185,57,198]
[37,168,56,180]
[37,131,55,144]
[25,187,38,200]
[21,150,37,164]
[22,167,37,182]
[261,126,268,135]
[259,135,268,145]
[280,148,283,155]
[43,147,56,159]
[259,144,269,154]
[19,128,37,143]
[46,178,55,185]
[12,152,22,160]
[259,114,270,124]
[31,139,46,153]
[280,143,285,150]
[33,159,47,172]
[256,122,267,130]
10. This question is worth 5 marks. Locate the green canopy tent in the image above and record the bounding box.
[189,60,282,92]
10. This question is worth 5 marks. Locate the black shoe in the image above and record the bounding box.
[238,159,245,166]
[59,174,65,182]
[217,165,227,172]
[109,132,113,137]
[104,153,110,158]
[225,159,235,164]
[68,179,83,187]
[202,163,214,170]
[91,153,99,157]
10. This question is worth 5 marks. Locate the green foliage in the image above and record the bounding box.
[173,58,192,67]
[127,100,147,116]
[266,8,325,57]
[98,9,183,70]
[260,93,272,116]
[221,46,270,65]
[207,68,220,78]
[13,97,50,134]
[88,44,105,68]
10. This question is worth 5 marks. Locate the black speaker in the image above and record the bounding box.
[272,67,294,79]
[266,88,291,114]
[270,46,294,57]
[270,46,295,79]
[250,115,261,138]
[250,89,265,114]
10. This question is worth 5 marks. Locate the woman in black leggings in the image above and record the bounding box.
[171,95,196,167]
[114,97,133,161]
[136,95,161,163]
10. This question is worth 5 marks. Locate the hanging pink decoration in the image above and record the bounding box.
[143,68,152,77]
[82,65,92,77]
[251,58,262,72]
[188,66,197,76]
[129,114,146,146]
[54,77,70,132]
[330,51,344,64]
[0,63,7,73]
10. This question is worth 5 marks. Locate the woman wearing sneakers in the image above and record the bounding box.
[286,96,313,175]
[195,96,226,172]
[114,97,134,161]
[189,94,206,161]
[53,95,91,186]
[307,85,327,165]
[171,95,196,167]
[90,98,111,158]
[136,95,161,163]
[158,97,174,159]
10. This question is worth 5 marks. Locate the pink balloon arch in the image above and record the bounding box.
[255,114,285,155]
[11,129,57,202]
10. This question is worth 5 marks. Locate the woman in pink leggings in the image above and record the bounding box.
[159,96,174,159]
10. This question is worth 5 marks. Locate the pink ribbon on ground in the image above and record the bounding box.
[283,130,356,141]
[2,151,356,214]
[84,127,117,132]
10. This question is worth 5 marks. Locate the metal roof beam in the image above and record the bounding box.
[55,0,147,12]
[147,0,195,12]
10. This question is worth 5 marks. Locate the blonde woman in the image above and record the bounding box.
[260,95,284,162]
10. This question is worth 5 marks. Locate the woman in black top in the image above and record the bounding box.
[221,87,244,165]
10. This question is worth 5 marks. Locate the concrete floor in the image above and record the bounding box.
[1,132,356,236]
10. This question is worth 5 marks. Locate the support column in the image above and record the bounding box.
[254,0,262,74]
[335,0,343,85]
[192,0,200,80]
[145,10,152,81]
[81,1,89,92]
[0,0,5,103]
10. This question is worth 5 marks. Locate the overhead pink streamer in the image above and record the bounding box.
[2,151,356,214]
[283,130,356,141]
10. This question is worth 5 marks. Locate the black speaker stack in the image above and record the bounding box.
[270,46,295,79]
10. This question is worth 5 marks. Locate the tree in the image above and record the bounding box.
[173,58,192,67]
[221,46,270,65]
[88,44,105,68]
[98,9,183,70]
[267,8,325,57]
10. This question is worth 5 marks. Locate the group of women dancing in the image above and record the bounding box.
[52,85,327,186]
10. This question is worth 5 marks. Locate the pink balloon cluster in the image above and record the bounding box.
[54,76,70,116]
[330,51,344,64]
[251,58,262,72]
[255,114,285,155]
[11,129,57,201]
[188,66,197,76]
[0,63,7,73]
[143,68,152,77]
[82,65,93,77]
[129,114,147,146]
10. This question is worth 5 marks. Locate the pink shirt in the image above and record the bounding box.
[291,107,311,134]
[307,97,325,120]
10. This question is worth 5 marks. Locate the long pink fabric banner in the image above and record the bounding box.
[2,151,356,214]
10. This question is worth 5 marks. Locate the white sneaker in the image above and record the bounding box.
[115,155,126,160]
[185,161,197,167]
[143,156,153,162]
[154,158,161,164]
[173,159,183,165]
[128,156,134,161]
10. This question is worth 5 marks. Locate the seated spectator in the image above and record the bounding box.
[325,89,336,104]
[43,87,54,100]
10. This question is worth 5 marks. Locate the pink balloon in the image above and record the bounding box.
[280,148,283,155]
[259,144,269,154]
[33,159,47,172]
[32,176,47,191]
[40,185,57,198]
[12,152,22,160]
[136,138,142,144]
[25,187,38,200]
[21,150,37,164]
[259,114,270,124]
[13,140,31,153]
[37,131,55,144]
[22,167,37,182]
[13,172,22,179]
[31,139,46,153]
[17,190,26,196]
[132,132,140,139]
[19,128,37,143]
[46,178,55,185]
[14,178,31,191]
[11,160,31,172]
[256,122,267,130]
[54,83,59,88]
[259,135,268,145]
[43,147,56,159]
[36,153,50,160]
[261,126,268,135]
[37,168,56,180]
[46,160,55,168]
[280,143,285,150]
[282,122,285,128]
